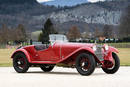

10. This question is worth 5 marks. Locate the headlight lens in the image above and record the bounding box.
[104,44,109,50]
[92,45,97,51]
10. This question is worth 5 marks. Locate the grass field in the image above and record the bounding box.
[118,48,130,66]
[108,43,130,48]
[0,48,130,67]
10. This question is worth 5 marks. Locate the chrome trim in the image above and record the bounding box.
[95,45,104,61]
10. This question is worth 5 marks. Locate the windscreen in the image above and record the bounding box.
[49,34,68,43]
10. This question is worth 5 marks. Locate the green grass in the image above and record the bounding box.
[108,43,130,48]
[0,48,130,67]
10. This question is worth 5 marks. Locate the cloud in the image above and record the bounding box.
[88,0,105,2]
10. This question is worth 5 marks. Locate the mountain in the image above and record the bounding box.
[0,0,60,15]
[41,1,130,25]
[0,0,61,31]
[37,0,130,33]
[42,0,129,7]
[0,0,130,33]
[43,0,88,7]
[0,0,37,4]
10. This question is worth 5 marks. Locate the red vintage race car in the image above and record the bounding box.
[11,34,120,76]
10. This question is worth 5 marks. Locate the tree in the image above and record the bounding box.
[38,18,58,43]
[0,24,27,45]
[67,26,81,41]
[94,28,103,38]
[119,5,130,38]
[103,25,113,38]
[0,24,10,44]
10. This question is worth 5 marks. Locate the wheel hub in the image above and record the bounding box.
[80,58,90,70]
[16,58,26,69]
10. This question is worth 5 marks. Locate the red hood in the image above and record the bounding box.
[54,42,95,59]
[55,42,94,48]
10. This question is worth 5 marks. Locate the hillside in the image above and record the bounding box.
[0,0,61,31]
[0,0,130,33]
[46,1,130,25]
[0,0,37,4]
[37,0,130,33]
[0,0,61,15]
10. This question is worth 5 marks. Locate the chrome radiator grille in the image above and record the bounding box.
[95,45,104,61]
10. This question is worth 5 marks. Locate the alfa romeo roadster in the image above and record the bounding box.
[11,34,120,76]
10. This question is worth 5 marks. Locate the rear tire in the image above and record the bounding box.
[75,53,96,76]
[40,64,55,72]
[13,53,30,73]
[102,53,120,74]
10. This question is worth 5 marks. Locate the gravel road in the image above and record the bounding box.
[0,67,130,87]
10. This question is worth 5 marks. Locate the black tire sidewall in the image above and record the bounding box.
[75,53,96,76]
[40,64,54,72]
[13,53,29,73]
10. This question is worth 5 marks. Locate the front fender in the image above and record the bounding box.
[109,46,119,53]
[70,47,95,57]
[11,48,31,62]
[103,46,119,62]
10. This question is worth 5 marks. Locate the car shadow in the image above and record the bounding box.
[92,73,106,76]
[26,71,106,76]
[27,71,79,76]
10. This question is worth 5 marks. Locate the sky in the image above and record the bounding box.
[37,0,105,3]
[37,0,53,2]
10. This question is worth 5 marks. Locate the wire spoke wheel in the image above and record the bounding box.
[76,53,96,76]
[13,53,29,73]
[15,57,26,69]
[80,57,90,71]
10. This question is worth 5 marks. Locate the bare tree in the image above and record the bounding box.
[103,25,113,38]
[67,26,81,41]
[0,24,27,45]
[15,24,27,42]
[0,24,10,44]
[94,28,103,38]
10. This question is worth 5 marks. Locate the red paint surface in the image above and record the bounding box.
[11,42,118,68]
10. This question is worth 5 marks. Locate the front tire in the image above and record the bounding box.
[102,53,120,74]
[40,64,55,72]
[75,53,96,76]
[13,53,30,73]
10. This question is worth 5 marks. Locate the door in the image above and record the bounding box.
[37,43,61,61]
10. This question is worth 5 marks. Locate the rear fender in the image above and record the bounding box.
[11,49,31,62]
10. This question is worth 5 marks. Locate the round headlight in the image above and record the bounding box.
[92,45,97,51]
[104,44,109,50]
